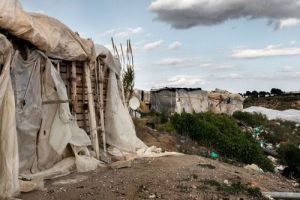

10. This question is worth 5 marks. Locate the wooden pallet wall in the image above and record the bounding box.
[57,61,109,136]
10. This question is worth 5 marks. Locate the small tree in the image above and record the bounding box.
[245,91,252,97]
[271,88,283,95]
[252,90,258,98]
[122,64,134,103]
[258,91,267,98]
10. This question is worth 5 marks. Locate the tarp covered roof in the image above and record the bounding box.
[0,0,95,61]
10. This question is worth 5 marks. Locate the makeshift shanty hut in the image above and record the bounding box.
[0,0,148,198]
[208,89,244,115]
[135,89,151,106]
[150,87,208,113]
[150,87,244,115]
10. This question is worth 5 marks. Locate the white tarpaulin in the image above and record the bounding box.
[0,35,101,198]
[244,106,300,123]
[175,89,209,114]
[0,0,95,61]
[105,71,147,152]
[0,34,20,198]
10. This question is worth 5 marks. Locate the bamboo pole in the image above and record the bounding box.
[71,62,77,117]
[84,62,100,159]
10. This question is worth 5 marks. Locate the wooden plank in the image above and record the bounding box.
[71,61,77,115]
[98,63,107,154]
[84,62,100,159]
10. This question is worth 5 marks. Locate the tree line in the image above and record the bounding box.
[243,88,283,98]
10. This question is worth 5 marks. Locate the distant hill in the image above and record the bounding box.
[244,95,300,110]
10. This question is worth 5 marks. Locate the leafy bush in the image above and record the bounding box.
[158,112,169,124]
[157,121,175,132]
[233,111,267,127]
[277,143,300,180]
[233,111,300,145]
[171,112,274,172]
[278,143,300,168]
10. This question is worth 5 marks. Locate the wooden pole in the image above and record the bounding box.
[57,61,60,72]
[84,62,100,159]
[98,62,107,155]
[71,62,77,117]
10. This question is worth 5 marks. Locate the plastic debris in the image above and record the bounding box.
[210,152,219,159]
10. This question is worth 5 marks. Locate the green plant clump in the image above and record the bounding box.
[277,143,300,180]
[170,112,274,172]
[233,111,268,127]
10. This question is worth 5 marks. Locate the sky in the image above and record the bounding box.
[20,0,300,93]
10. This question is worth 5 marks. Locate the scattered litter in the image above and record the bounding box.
[274,165,285,173]
[52,175,88,186]
[19,178,44,193]
[267,156,277,164]
[244,164,264,173]
[223,180,229,185]
[110,160,133,169]
[210,152,219,159]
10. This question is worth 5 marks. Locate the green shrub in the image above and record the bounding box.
[277,143,300,180]
[157,121,175,132]
[158,112,169,124]
[171,112,274,172]
[233,111,267,127]
[278,143,300,169]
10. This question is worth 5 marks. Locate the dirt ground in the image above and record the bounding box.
[20,155,299,200]
[19,118,299,200]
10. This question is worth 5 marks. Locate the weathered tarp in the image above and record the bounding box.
[208,89,244,115]
[10,50,96,176]
[150,88,209,114]
[175,89,209,114]
[11,51,42,173]
[150,88,244,115]
[105,71,147,152]
[0,45,102,196]
[0,34,19,198]
[0,0,95,61]
[95,44,122,76]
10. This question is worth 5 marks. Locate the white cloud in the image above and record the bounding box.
[276,18,300,30]
[168,41,182,50]
[154,57,203,67]
[100,27,143,38]
[230,46,300,59]
[154,58,235,70]
[200,62,235,70]
[143,40,164,51]
[100,29,118,37]
[115,27,143,37]
[149,0,300,29]
[155,75,206,88]
[155,58,185,66]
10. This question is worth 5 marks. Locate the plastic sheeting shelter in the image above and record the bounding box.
[0,0,95,61]
[150,88,244,115]
[0,0,152,198]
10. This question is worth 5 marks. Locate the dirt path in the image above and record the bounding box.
[20,155,299,200]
